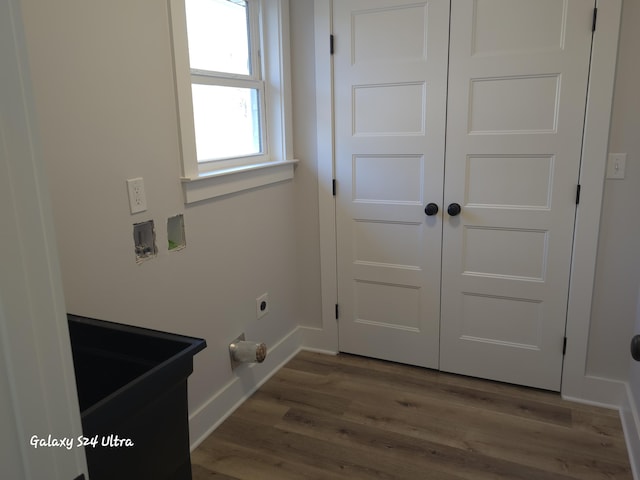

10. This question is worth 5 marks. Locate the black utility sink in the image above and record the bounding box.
[68,314,206,480]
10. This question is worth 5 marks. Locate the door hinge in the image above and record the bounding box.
[576,184,581,204]
[592,7,598,32]
[335,304,339,320]
[332,178,337,196]
[330,34,335,55]
[563,337,568,355]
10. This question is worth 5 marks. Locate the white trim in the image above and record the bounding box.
[300,345,339,357]
[564,378,639,480]
[561,0,623,402]
[300,326,339,354]
[621,382,640,480]
[0,0,87,477]
[181,159,296,203]
[561,376,625,410]
[314,0,624,406]
[189,326,303,450]
[168,0,294,201]
[261,0,294,164]
[168,0,198,178]
[311,0,339,352]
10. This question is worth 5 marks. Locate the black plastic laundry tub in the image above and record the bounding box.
[67,314,206,480]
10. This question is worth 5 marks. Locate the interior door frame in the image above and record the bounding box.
[1,0,88,477]
[309,0,623,406]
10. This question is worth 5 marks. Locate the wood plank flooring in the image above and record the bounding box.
[191,351,632,480]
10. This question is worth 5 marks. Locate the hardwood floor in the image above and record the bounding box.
[191,351,632,480]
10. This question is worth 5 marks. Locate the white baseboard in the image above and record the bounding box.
[562,374,626,410]
[621,382,640,480]
[301,346,339,356]
[188,326,303,450]
[562,375,638,480]
[299,324,338,354]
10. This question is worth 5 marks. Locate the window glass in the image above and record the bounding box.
[185,0,251,75]
[191,84,262,161]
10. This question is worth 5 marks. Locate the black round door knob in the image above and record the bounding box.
[424,203,439,216]
[632,335,640,362]
[447,203,462,216]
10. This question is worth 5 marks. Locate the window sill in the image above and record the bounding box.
[180,159,298,204]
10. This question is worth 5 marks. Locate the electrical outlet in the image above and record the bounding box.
[256,293,269,319]
[127,177,147,214]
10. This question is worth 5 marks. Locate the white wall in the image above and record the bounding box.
[19,0,304,440]
[291,0,323,330]
[587,0,640,381]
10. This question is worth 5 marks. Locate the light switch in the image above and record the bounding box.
[606,153,627,179]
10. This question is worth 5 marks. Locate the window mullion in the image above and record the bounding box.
[249,0,263,80]
[190,73,263,90]
[190,68,260,82]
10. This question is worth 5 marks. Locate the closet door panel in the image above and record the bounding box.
[440,0,595,391]
[334,0,450,368]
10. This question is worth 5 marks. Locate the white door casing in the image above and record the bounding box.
[334,0,597,390]
[334,0,450,368]
[0,0,88,477]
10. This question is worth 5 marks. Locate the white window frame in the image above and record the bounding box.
[168,0,296,203]
[190,0,267,171]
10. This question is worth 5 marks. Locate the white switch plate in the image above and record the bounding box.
[126,177,147,214]
[606,153,627,179]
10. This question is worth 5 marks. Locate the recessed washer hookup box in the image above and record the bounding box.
[67,314,206,480]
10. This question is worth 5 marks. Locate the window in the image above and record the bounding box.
[169,0,296,203]
[186,0,264,167]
